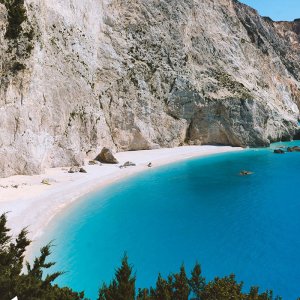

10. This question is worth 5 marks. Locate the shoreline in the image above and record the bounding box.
[0,145,243,243]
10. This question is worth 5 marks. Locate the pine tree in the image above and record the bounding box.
[0,213,30,299]
[247,287,277,300]
[201,274,244,300]
[151,273,173,300]
[0,213,86,300]
[189,262,205,299]
[173,264,190,300]
[137,288,152,300]
[98,254,135,300]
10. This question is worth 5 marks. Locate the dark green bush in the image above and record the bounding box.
[0,213,86,300]
[1,0,27,39]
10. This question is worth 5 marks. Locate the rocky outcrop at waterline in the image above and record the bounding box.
[1,0,300,177]
[287,146,300,152]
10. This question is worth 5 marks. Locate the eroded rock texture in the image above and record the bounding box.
[0,0,300,177]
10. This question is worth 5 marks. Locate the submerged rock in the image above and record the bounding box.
[239,170,253,176]
[274,149,285,154]
[95,148,119,164]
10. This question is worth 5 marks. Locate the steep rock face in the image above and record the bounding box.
[0,0,300,177]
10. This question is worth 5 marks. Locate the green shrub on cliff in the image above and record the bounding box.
[0,0,27,39]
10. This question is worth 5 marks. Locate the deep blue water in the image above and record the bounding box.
[33,142,300,299]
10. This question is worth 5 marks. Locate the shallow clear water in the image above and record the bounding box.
[33,142,300,299]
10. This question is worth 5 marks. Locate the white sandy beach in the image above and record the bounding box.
[0,146,243,241]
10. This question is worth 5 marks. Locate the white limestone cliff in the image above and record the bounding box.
[0,0,299,177]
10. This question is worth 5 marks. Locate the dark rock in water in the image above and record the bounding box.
[240,170,253,176]
[95,147,119,164]
[287,146,300,152]
[123,161,136,167]
[274,149,285,154]
[79,168,87,173]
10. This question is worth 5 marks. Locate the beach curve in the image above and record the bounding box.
[0,145,243,243]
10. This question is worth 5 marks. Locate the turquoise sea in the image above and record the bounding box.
[33,141,300,299]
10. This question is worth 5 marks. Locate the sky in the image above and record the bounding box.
[239,0,300,21]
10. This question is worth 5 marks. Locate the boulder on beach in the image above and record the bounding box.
[41,179,51,185]
[79,168,87,173]
[287,146,300,152]
[95,148,119,164]
[274,149,285,154]
[88,160,102,166]
[68,166,80,173]
[68,166,87,173]
[123,161,136,167]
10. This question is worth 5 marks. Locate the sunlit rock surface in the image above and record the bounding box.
[0,0,300,176]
